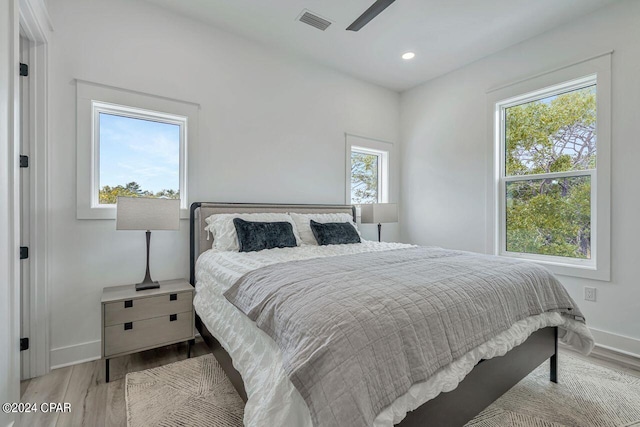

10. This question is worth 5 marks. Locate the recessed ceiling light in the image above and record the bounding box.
[402,52,415,60]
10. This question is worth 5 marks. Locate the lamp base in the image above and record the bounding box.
[135,281,160,291]
[136,230,159,291]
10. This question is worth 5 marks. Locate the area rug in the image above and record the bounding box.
[125,355,244,427]
[126,353,640,427]
[467,354,640,427]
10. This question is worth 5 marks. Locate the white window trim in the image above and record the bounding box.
[345,133,392,205]
[486,53,611,281]
[76,80,199,219]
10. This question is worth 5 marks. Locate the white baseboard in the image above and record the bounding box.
[589,344,640,371]
[50,340,101,370]
[46,329,640,373]
[561,327,640,372]
[48,336,201,370]
[589,327,640,359]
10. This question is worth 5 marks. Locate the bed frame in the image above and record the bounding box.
[189,202,558,427]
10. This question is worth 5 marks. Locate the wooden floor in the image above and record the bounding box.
[20,342,639,427]
[20,339,210,427]
[562,346,640,379]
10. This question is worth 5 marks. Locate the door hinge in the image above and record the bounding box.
[20,155,29,168]
[20,63,28,77]
[20,337,29,351]
[20,246,28,260]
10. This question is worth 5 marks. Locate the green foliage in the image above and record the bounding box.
[351,152,379,204]
[98,182,179,204]
[506,177,590,258]
[505,86,595,259]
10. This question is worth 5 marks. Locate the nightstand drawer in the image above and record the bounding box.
[104,291,192,326]
[104,311,193,357]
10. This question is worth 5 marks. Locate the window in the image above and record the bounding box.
[502,82,595,260]
[76,80,198,219]
[351,147,386,204]
[345,134,391,205]
[94,104,184,206]
[490,54,611,280]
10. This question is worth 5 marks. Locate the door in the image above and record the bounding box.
[19,34,31,380]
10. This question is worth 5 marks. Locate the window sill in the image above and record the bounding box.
[498,252,610,282]
[76,206,190,220]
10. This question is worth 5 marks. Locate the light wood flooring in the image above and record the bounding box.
[20,339,209,427]
[562,347,640,379]
[20,342,639,427]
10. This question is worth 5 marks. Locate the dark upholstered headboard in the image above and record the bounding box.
[189,202,356,285]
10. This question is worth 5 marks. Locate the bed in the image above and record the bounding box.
[189,202,593,427]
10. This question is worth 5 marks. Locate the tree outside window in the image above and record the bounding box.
[351,150,379,204]
[503,85,596,259]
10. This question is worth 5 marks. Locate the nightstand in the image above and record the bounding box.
[101,279,195,382]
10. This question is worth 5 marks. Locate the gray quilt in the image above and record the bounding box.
[224,247,583,427]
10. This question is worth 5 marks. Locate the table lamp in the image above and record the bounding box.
[116,196,180,291]
[360,203,398,242]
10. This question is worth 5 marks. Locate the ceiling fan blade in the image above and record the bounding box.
[346,0,396,31]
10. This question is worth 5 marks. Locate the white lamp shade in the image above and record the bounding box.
[360,203,398,224]
[116,197,180,230]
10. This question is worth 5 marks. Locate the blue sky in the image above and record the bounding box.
[99,113,180,193]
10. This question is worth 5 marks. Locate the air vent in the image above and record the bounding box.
[298,10,332,31]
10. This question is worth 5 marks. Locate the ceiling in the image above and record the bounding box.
[142,0,618,91]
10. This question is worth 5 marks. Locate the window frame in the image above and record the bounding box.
[498,76,597,267]
[345,134,391,205]
[487,54,611,281]
[350,145,388,204]
[76,80,199,219]
[91,102,187,210]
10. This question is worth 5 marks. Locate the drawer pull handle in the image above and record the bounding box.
[124,322,133,330]
[124,300,133,308]
[169,294,177,301]
[170,314,177,322]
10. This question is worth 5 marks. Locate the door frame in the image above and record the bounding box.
[1,2,21,425]
[19,0,52,379]
[19,33,31,381]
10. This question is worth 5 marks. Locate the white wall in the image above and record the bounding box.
[400,0,640,355]
[0,0,21,424]
[47,0,400,366]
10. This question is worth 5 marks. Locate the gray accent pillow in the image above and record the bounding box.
[233,218,298,253]
[310,220,361,246]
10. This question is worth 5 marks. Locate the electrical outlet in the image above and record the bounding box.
[584,286,597,302]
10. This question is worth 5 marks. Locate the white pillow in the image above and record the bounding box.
[290,212,361,246]
[204,213,302,251]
